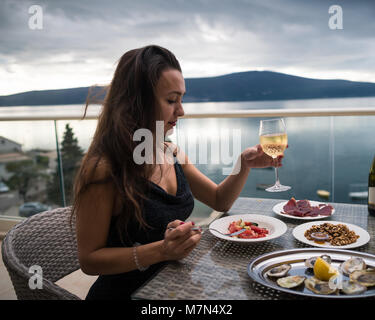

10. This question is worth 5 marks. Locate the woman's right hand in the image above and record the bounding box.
[161,220,202,261]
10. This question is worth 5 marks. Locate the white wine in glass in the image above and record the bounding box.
[259,118,291,192]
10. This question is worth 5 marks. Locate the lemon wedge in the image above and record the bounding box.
[313,257,338,281]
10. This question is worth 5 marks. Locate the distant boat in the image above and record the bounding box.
[349,191,368,199]
[317,189,330,200]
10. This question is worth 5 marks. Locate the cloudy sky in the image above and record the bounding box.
[1,0,374,95]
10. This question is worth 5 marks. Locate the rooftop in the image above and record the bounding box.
[0,153,30,163]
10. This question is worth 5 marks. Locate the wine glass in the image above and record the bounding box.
[259,118,291,192]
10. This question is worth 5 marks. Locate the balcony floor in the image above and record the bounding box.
[0,240,98,300]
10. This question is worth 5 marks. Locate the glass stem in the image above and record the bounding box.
[274,166,280,187]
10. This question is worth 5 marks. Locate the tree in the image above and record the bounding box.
[48,123,84,206]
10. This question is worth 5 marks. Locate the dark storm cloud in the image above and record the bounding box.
[0,0,374,94]
[1,0,374,61]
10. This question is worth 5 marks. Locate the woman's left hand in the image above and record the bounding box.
[241,144,283,169]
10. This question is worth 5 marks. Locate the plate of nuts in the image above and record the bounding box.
[292,221,370,249]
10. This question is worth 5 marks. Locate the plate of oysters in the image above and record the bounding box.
[248,248,375,298]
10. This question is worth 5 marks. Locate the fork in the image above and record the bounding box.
[168,226,247,237]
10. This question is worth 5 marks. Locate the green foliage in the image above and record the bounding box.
[35,155,49,168]
[5,159,48,201]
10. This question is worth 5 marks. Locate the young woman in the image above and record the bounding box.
[72,45,283,300]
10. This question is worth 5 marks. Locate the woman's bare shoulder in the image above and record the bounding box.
[80,157,120,215]
[81,155,112,182]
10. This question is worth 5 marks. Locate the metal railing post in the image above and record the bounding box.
[54,120,66,207]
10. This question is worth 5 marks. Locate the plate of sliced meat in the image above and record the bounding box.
[273,197,335,220]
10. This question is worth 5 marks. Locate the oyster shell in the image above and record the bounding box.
[265,264,291,278]
[277,275,306,289]
[305,255,331,269]
[305,277,337,295]
[340,257,366,276]
[350,269,375,287]
[320,254,332,264]
[305,257,317,269]
[341,280,367,295]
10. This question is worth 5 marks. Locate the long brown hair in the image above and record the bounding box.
[71,45,182,243]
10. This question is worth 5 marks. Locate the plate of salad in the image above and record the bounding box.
[209,214,287,243]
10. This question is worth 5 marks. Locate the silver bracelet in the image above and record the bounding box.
[132,244,149,272]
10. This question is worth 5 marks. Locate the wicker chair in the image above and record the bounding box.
[1,207,81,300]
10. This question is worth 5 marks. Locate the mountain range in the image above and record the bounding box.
[1,71,375,106]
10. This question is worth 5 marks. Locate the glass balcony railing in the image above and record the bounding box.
[0,104,374,223]
[176,114,375,218]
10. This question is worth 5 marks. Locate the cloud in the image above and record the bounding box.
[1,0,375,95]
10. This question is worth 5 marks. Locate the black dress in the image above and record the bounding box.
[85,156,195,300]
